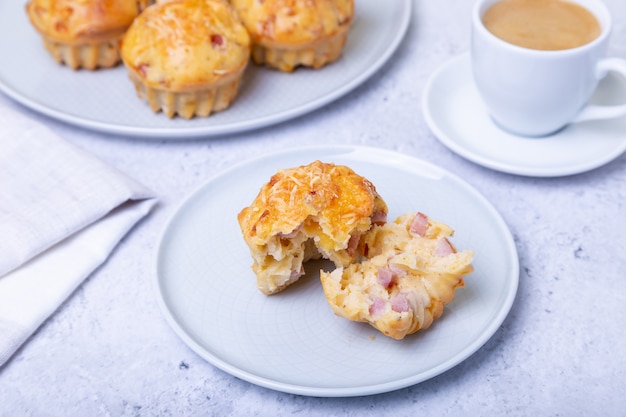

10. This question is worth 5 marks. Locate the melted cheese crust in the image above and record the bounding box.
[26,0,142,44]
[121,0,250,91]
[239,160,386,250]
[230,0,354,47]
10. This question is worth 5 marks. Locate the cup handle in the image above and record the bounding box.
[574,58,626,123]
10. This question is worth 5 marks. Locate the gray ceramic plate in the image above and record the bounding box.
[155,146,520,396]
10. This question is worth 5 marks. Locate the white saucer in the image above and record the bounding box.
[422,54,626,177]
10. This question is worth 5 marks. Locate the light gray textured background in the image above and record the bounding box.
[1,0,625,416]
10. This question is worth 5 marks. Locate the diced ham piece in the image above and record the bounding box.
[136,63,150,78]
[433,237,455,256]
[346,233,360,256]
[211,34,224,48]
[391,294,410,313]
[371,210,387,225]
[369,297,387,316]
[258,18,275,37]
[410,212,429,236]
[377,267,396,289]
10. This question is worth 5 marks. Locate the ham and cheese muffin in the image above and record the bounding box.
[238,161,388,295]
[320,212,474,340]
[120,0,250,118]
[26,0,152,70]
[230,0,354,72]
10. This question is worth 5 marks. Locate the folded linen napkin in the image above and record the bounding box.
[0,103,157,367]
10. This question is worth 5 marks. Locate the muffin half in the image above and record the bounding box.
[320,212,474,340]
[237,161,388,295]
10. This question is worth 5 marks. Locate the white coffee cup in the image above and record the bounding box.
[471,0,626,137]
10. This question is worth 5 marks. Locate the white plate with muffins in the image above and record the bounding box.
[155,145,519,396]
[0,0,411,138]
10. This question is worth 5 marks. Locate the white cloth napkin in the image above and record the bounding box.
[0,104,157,367]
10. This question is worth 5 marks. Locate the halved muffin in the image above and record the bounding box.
[320,212,474,340]
[230,0,354,72]
[237,161,388,295]
[26,0,151,70]
[120,0,250,118]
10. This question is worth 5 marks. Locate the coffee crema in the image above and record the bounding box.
[482,0,601,51]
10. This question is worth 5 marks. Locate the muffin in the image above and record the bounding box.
[237,161,388,295]
[230,0,354,72]
[120,0,251,118]
[320,212,474,340]
[26,0,151,70]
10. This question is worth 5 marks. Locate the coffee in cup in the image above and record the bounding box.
[482,0,601,51]
[471,0,626,137]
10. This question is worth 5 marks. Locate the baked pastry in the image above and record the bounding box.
[26,0,151,70]
[237,160,388,295]
[120,0,251,118]
[230,0,354,72]
[320,212,474,340]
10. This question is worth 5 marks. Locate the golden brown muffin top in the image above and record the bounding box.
[26,0,142,44]
[230,0,354,47]
[238,160,388,250]
[120,0,250,92]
